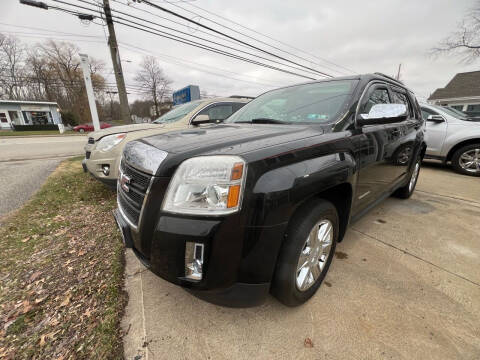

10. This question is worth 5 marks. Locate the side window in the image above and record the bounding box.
[421,108,437,121]
[391,89,413,117]
[197,103,234,122]
[232,102,246,112]
[362,87,390,114]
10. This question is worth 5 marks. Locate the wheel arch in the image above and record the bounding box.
[446,138,480,162]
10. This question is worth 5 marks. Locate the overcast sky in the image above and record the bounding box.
[2,0,479,102]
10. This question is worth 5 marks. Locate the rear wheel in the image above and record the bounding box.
[451,144,480,177]
[271,200,338,307]
[393,156,421,199]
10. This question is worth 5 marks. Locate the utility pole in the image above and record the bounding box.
[396,63,402,81]
[103,0,131,123]
[79,54,101,131]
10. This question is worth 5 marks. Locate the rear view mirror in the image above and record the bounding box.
[358,104,407,126]
[191,114,210,125]
[427,114,445,123]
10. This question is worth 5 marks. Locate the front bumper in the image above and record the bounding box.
[113,206,287,307]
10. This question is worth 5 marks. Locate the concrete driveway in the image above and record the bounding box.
[122,163,480,360]
[0,135,86,219]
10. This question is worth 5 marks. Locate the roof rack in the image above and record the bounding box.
[229,95,255,99]
[374,72,404,85]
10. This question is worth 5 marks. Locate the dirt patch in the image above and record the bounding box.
[335,251,349,259]
[0,159,126,359]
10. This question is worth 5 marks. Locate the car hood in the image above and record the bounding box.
[91,123,161,140]
[124,123,324,175]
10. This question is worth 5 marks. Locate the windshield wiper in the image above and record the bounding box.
[236,118,290,125]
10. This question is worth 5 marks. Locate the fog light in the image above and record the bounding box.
[102,165,110,176]
[185,242,204,281]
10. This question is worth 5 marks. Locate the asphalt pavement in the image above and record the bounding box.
[122,164,480,360]
[0,135,86,220]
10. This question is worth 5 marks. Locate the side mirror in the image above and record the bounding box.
[191,114,210,125]
[358,104,407,126]
[427,114,445,123]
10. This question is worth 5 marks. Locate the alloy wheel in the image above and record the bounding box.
[409,161,420,193]
[458,149,480,174]
[295,220,333,292]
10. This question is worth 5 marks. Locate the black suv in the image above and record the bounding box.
[114,74,426,307]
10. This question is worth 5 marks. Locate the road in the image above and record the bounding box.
[122,164,480,360]
[0,135,86,219]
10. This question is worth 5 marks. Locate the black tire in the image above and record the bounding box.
[393,156,421,199]
[451,144,480,177]
[79,128,85,133]
[271,199,338,307]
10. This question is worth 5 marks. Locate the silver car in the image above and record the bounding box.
[421,104,480,176]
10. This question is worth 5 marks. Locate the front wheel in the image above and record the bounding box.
[271,200,338,307]
[393,156,421,199]
[78,128,85,133]
[451,144,480,177]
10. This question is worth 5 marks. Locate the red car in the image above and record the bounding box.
[73,122,111,133]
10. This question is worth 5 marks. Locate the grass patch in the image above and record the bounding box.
[0,159,126,359]
[0,130,79,137]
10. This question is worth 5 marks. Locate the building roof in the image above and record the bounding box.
[0,100,59,106]
[428,71,480,101]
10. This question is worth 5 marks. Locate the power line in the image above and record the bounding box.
[45,1,318,80]
[136,0,333,78]
[182,1,357,75]
[70,0,322,78]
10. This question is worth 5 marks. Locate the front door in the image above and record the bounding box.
[421,107,448,156]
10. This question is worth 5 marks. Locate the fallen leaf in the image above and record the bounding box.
[60,295,71,307]
[29,271,42,282]
[304,338,314,348]
[35,297,48,304]
[21,236,31,243]
[21,300,33,314]
[39,335,47,347]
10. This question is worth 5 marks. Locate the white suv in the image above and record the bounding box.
[421,104,480,176]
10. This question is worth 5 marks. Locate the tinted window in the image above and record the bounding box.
[391,90,412,117]
[362,88,390,114]
[198,104,235,121]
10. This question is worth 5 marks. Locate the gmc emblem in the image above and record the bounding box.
[120,172,131,193]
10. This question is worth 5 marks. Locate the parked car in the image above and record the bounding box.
[74,122,111,133]
[421,104,480,176]
[83,97,250,187]
[114,74,426,307]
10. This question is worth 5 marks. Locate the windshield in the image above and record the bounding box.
[434,105,468,120]
[227,80,359,125]
[153,100,203,124]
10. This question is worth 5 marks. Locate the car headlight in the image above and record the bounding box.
[162,156,246,215]
[96,133,126,152]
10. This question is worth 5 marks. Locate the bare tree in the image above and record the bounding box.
[134,56,171,117]
[0,34,27,99]
[432,2,480,62]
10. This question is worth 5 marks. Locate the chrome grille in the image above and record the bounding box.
[118,159,152,227]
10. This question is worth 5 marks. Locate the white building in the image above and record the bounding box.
[428,71,480,117]
[0,100,62,130]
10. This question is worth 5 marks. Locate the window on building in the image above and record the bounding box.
[450,105,464,111]
[466,104,480,112]
[8,111,21,125]
[0,113,8,123]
